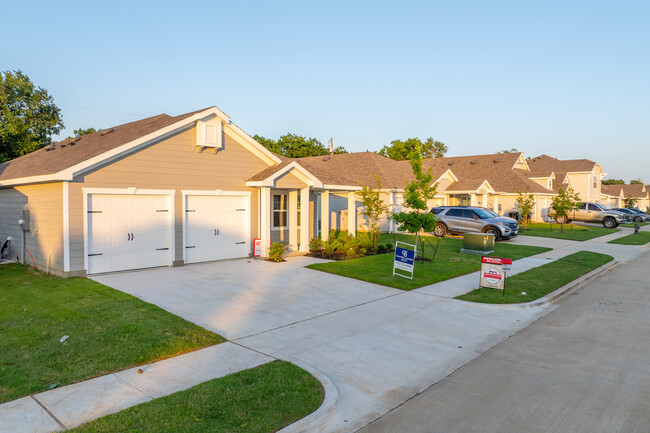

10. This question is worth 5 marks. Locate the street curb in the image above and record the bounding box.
[526,259,621,307]
[277,359,340,433]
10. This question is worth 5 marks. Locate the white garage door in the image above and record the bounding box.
[87,194,172,274]
[185,195,249,264]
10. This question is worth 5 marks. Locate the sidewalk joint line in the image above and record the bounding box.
[172,356,213,376]
[230,341,279,360]
[31,395,67,430]
[113,373,155,400]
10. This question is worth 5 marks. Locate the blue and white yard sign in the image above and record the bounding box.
[393,241,416,279]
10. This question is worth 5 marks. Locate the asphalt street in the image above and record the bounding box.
[358,251,650,433]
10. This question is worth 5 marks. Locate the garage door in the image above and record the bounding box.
[185,195,249,264]
[87,194,172,274]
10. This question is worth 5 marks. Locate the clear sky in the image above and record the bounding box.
[2,1,648,182]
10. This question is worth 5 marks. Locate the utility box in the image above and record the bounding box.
[460,233,495,255]
[19,210,30,231]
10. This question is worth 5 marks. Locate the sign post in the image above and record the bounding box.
[479,256,512,296]
[393,241,416,280]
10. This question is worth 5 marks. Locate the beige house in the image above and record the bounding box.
[526,155,606,204]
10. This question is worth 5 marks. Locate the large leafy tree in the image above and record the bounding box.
[378,137,447,161]
[630,178,644,185]
[253,133,347,158]
[601,179,625,185]
[0,70,63,163]
[391,145,439,262]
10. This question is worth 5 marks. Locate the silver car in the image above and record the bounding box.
[431,206,519,240]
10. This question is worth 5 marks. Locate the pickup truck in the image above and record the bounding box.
[548,202,625,228]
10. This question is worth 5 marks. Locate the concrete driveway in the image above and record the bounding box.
[93,256,557,432]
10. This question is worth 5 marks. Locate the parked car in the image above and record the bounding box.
[431,206,519,240]
[613,208,650,223]
[629,208,650,217]
[548,202,625,228]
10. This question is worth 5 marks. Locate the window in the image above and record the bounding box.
[447,209,463,217]
[273,194,287,228]
[547,179,552,189]
[297,193,301,223]
[593,176,597,189]
[464,209,479,219]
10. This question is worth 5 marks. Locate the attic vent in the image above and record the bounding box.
[447,161,454,166]
[470,160,477,165]
[322,156,331,161]
[493,158,500,163]
[100,128,115,136]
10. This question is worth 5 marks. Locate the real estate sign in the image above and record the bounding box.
[480,256,512,291]
[253,239,262,257]
[393,241,416,280]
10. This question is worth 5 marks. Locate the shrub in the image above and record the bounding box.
[346,248,357,259]
[323,238,341,255]
[385,243,394,252]
[309,238,323,252]
[268,242,287,262]
[377,245,387,254]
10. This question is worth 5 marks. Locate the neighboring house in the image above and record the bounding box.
[620,184,650,209]
[600,184,625,208]
[526,154,606,204]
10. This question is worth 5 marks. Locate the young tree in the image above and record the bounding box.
[391,145,439,262]
[359,177,390,249]
[253,133,347,158]
[0,70,64,163]
[515,192,535,229]
[602,179,625,185]
[378,137,447,161]
[551,187,581,232]
[624,197,639,209]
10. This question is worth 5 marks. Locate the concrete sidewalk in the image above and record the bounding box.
[1,229,647,433]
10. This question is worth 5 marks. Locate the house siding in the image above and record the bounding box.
[0,183,64,274]
[68,125,270,273]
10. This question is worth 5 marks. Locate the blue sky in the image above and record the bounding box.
[2,1,648,182]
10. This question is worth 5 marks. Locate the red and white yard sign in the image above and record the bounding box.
[480,256,512,290]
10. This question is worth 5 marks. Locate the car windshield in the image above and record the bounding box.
[483,209,499,217]
[474,208,495,219]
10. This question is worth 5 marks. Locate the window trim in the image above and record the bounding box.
[272,194,288,230]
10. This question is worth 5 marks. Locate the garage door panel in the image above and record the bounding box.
[185,195,249,264]
[87,194,172,274]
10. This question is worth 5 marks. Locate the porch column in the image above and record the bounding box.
[389,191,395,233]
[347,191,356,236]
[299,188,310,252]
[482,192,488,207]
[288,190,298,251]
[321,190,330,241]
[493,195,499,214]
[470,194,477,206]
[260,187,271,257]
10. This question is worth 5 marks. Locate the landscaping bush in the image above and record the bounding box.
[309,238,323,252]
[268,242,287,262]
[377,245,387,254]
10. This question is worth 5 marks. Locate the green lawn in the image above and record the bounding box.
[518,222,617,241]
[456,251,613,304]
[620,222,650,228]
[608,231,650,245]
[70,361,323,433]
[0,264,224,404]
[306,234,550,291]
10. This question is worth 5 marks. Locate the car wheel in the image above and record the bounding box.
[556,216,570,224]
[634,216,642,222]
[434,223,447,237]
[483,226,501,241]
[602,217,616,229]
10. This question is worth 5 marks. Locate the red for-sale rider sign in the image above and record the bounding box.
[480,256,512,290]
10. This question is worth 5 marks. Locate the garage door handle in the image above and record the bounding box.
[156,248,169,251]
[127,233,131,241]
[215,229,219,236]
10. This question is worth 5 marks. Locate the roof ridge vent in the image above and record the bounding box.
[448,161,454,166]
[322,156,331,161]
[100,128,115,136]
[493,158,500,163]
[470,160,477,165]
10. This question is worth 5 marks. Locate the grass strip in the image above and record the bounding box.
[518,222,617,241]
[0,264,224,403]
[70,360,323,433]
[456,251,613,304]
[619,222,650,228]
[608,231,650,245]
[307,234,550,291]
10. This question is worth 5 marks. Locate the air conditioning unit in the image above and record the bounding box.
[196,117,223,149]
